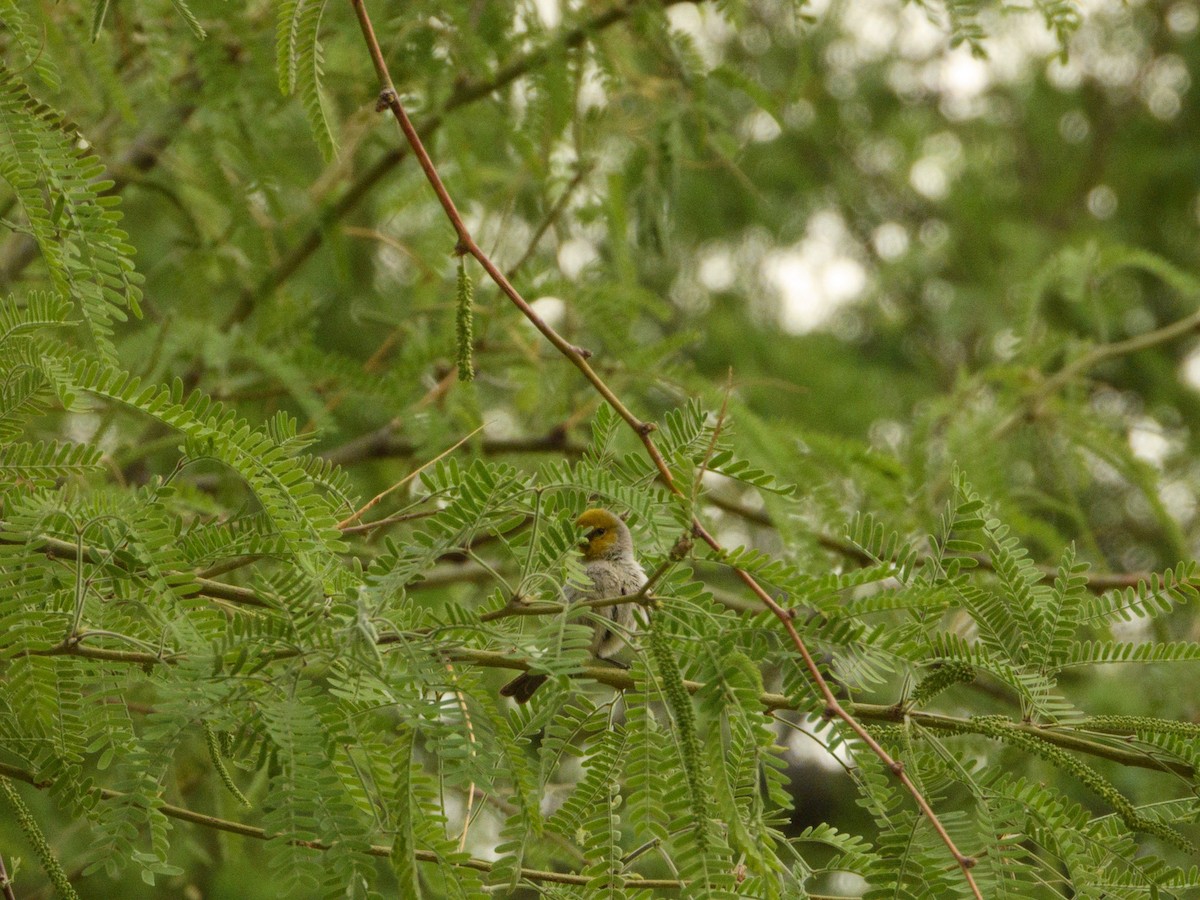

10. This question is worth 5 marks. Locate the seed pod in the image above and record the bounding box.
[455,257,474,382]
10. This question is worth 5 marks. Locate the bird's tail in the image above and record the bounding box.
[499,672,548,703]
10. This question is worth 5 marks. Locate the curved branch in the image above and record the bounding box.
[0,850,14,900]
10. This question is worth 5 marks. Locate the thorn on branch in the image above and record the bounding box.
[822,705,837,720]
[375,88,398,113]
[637,421,656,436]
[961,856,978,869]
[890,761,905,776]
[669,535,693,561]
[572,344,593,359]
[454,239,470,257]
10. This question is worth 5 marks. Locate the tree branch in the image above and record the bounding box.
[322,427,581,467]
[0,850,15,900]
[0,762,683,891]
[445,649,1196,778]
[705,495,1176,594]
[24,636,1193,780]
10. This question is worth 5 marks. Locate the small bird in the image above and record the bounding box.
[500,508,646,703]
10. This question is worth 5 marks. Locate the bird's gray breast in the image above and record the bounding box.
[567,558,647,601]
[566,557,647,658]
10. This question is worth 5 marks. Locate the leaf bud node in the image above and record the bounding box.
[375,88,397,112]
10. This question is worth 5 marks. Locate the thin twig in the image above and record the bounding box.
[320,418,579,470]
[691,371,732,501]
[338,508,437,536]
[703,496,1170,593]
[442,661,479,853]
[348,4,982,891]
[507,162,595,278]
[337,425,484,529]
[995,304,1200,437]
[0,850,15,900]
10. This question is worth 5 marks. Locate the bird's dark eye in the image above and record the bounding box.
[587,528,604,540]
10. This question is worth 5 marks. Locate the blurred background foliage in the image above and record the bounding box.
[6,0,1200,895]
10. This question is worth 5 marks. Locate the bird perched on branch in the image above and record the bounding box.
[500,508,646,703]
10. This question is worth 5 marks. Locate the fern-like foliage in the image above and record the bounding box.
[62,360,347,570]
[1,2,1199,897]
[0,69,142,359]
[0,1,60,88]
[275,0,336,160]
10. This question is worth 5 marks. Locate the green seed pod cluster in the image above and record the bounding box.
[908,662,975,708]
[969,715,1194,853]
[1083,715,1200,736]
[205,723,250,807]
[1,776,80,900]
[455,257,474,382]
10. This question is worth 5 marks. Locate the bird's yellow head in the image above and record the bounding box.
[576,508,632,561]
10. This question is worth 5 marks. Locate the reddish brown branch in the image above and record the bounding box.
[346,2,982,893]
[370,84,675,470]
[227,0,670,331]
